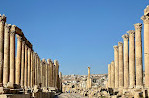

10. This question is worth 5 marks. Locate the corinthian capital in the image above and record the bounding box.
[144,5,149,15]
[134,23,142,32]
[113,45,118,51]
[122,34,129,41]
[141,15,149,24]
[118,42,123,46]
[127,30,135,36]
[0,14,6,23]
[5,23,11,31]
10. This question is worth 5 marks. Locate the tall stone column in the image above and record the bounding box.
[47,59,50,87]
[40,60,42,87]
[141,12,149,88]
[122,34,129,88]
[3,24,11,86]
[34,53,37,85]
[134,23,143,88]
[20,41,25,87]
[59,72,62,91]
[113,46,119,88]
[28,48,31,88]
[111,61,115,88]
[118,42,124,88]
[30,51,34,87]
[24,45,28,88]
[108,64,111,88]
[127,30,135,88]
[54,60,59,88]
[46,61,48,88]
[9,25,16,84]
[87,67,91,89]
[0,15,6,85]
[15,34,22,85]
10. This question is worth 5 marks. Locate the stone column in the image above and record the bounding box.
[34,53,37,85]
[9,25,16,84]
[28,48,31,88]
[20,41,25,87]
[87,67,91,89]
[59,72,62,91]
[47,59,50,87]
[40,60,42,87]
[111,61,115,88]
[31,51,34,87]
[108,64,111,88]
[15,34,22,85]
[46,61,48,88]
[127,30,135,88]
[3,24,11,86]
[0,15,6,85]
[134,23,143,88]
[122,34,129,88]
[113,46,119,88]
[118,42,124,88]
[141,12,149,88]
[24,45,28,88]
[54,60,59,88]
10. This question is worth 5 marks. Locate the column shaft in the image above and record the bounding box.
[20,41,25,87]
[0,15,6,84]
[118,42,124,88]
[127,30,135,88]
[15,35,22,85]
[113,46,119,88]
[111,61,115,88]
[28,48,31,88]
[122,34,129,88]
[24,45,28,87]
[108,64,111,88]
[3,24,11,86]
[9,25,15,84]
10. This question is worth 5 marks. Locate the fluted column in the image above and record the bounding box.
[15,35,22,85]
[108,64,111,88]
[54,60,59,88]
[24,45,28,88]
[122,34,129,88]
[111,61,115,88]
[127,30,135,88]
[28,48,31,88]
[9,25,16,84]
[3,24,11,86]
[0,15,6,85]
[113,46,119,88]
[20,41,25,87]
[118,42,124,88]
[134,23,143,88]
[141,12,149,88]
[47,59,50,87]
[34,53,37,85]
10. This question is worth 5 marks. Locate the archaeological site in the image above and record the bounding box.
[0,1,149,98]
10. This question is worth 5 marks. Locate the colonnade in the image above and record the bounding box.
[0,14,62,91]
[107,6,149,90]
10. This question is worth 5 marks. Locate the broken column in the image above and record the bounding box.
[127,30,135,88]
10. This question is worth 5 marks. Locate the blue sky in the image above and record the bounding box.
[0,0,148,75]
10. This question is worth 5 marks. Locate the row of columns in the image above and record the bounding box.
[0,14,62,91]
[108,21,143,89]
[108,6,149,90]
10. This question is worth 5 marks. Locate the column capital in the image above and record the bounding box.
[111,61,114,64]
[5,23,11,30]
[134,23,142,32]
[122,34,129,41]
[0,14,6,23]
[16,35,22,41]
[144,5,149,15]
[127,30,135,36]
[118,42,123,46]
[10,25,16,36]
[141,15,149,24]
[113,45,118,50]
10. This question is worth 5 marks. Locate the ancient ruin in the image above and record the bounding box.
[107,5,149,98]
[0,14,62,98]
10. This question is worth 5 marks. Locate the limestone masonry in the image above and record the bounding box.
[0,14,62,98]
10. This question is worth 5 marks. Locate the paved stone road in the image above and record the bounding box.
[54,93,88,98]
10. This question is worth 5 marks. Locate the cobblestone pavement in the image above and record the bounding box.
[54,93,89,98]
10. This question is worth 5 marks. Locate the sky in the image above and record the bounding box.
[0,0,148,75]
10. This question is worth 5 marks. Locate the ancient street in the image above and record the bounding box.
[54,93,88,98]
